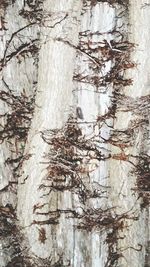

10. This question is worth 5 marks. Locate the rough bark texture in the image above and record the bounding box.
[0,1,149,267]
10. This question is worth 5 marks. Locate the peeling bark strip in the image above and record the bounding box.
[0,0,149,267]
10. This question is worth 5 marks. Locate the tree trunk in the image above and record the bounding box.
[0,1,149,267]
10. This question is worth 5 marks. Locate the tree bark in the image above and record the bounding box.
[0,1,149,267]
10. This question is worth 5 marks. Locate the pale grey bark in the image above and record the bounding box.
[0,1,149,267]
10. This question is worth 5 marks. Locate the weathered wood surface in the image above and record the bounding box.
[0,1,149,266]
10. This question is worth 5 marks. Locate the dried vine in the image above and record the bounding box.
[39,116,110,204]
[0,82,35,144]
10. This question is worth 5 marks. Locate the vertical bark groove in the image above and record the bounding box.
[0,0,149,266]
